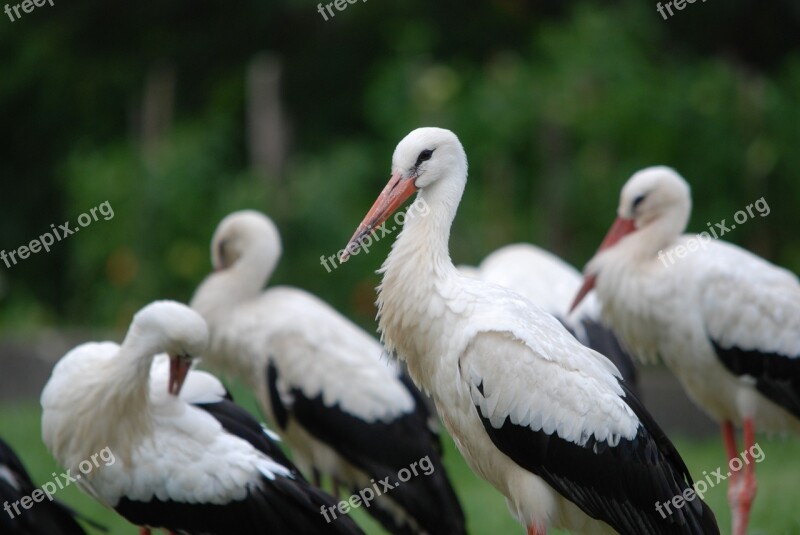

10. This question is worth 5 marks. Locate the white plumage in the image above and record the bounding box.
[466,243,587,317]
[460,243,639,393]
[190,210,466,535]
[342,127,719,535]
[573,166,800,535]
[40,300,362,535]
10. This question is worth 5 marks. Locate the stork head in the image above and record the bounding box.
[571,166,692,311]
[128,301,209,396]
[616,166,692,231]
[342,127,467,262]
[210,210,282,273]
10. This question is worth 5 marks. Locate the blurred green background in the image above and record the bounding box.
[1,0,799,533]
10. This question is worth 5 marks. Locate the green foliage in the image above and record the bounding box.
[61,116,270,328]
[0,0,798,330]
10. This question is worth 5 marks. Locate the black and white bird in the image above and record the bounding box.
[460,243,639,396]
[341,127,719,535]
[572,166,800,535]
[40,300,363,535]
[190,211,466,535]
[1,437,94,535]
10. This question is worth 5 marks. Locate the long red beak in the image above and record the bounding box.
[570,216,636,312]
[168,355,192,396]
[341,171,418,263]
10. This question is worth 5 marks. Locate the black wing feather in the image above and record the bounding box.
[115,395,363,535]
[267,361,467,535]
[0,438,92,535]
[712,340,800,419]
[473,380,719,535]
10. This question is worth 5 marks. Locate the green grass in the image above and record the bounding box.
[3,391,799,534]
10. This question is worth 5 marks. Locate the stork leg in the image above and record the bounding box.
[331,477,341,500]
[735,418,758,535]
[527,524,546,535]
[722,421,743,535]
[723,419,758,535]
[139,529,150,535]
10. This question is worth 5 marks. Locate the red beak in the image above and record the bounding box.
[570,217,637,312]
[341,171,418,263]
[168,355,192,396]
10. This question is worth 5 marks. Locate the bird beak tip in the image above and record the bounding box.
[570,274,596,312]
[168,355,192,396]
[343,172,416,265]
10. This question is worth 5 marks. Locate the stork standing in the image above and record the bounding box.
[1,437,93,535]
[41,300,363,535]
[571,166,800,535]
[341,127,719,535]
[461,244,639,396]
[190,211,467,535]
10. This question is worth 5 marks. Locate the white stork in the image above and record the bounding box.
[189,211,467,535]
[341,127,720,535]
[461,244,639,396]
[1,437,94,535]
[41,300,363,535]
[571,166,800,535]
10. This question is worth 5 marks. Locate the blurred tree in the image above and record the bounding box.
[0,0,797,329]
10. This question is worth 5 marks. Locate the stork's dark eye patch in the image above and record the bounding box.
[415,149,434,167]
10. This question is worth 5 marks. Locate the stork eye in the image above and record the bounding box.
[632,194,646,210]
[217,239,230,268]
[415,149,434,167]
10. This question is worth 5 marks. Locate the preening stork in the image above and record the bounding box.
[190,211,467,535]
[341,127,719,535]
[41,300,363,535]
[572,166,800,535]
[461,243,639,396]
[1,437,93,535]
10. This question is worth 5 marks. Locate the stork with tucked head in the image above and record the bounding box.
[41,300,363,535]
[342,127,719,535]
[572,166,800,535]
[190,210,467,535]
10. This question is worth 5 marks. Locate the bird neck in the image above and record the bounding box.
[69,330,156,468]
[376,182,463,383]
[191,248,276,318]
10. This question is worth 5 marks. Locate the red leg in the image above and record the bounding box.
[722,421,744,535]
[139,528,150,535]
[736,418,758,535]
[527,525,546,535]
[722,420,739,462]
[331,477,340,500]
